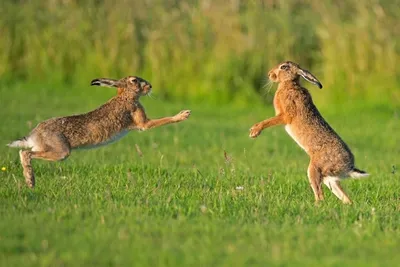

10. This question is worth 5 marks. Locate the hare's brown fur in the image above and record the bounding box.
[8,76,191,188]
[250,61,368,204]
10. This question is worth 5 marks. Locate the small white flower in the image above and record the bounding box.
[200,205,207,213]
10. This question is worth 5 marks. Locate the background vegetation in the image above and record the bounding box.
[1,0,399,105]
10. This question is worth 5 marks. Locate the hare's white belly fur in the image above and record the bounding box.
[78,130,129,149]
[285,125,306,151]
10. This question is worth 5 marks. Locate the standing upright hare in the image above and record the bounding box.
[249,61,368,204]
[8,76,191,188]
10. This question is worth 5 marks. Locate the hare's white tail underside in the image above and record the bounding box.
[7,137,30,148]
[349,168,369,179]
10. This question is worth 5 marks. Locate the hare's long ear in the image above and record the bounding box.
[90,78,119,87]
[297,69,323,89]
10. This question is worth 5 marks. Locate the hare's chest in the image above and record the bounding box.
[105,130,129,144]
[273,94,282,115]
[285,125,307,151]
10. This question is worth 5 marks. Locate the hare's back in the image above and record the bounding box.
[290,109,354,171]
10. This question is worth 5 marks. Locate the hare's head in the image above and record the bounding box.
[268,61,322,89]
[90,76,152,96]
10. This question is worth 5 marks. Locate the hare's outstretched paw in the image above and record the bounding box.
[249,123,262,138]
[174,110,191,122]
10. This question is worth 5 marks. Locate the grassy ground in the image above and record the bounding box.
[0,84,399,266]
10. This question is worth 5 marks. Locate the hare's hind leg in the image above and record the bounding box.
[307,162,324,202]
[19,134,71,188]
[19,150,35,188]
[323,177,352,204]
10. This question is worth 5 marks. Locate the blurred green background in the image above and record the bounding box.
[1,0,399,106]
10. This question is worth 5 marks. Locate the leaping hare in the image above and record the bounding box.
[8,76,191,188]
[249,61,368,204]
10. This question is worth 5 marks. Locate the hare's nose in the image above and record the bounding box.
[141,82,150,88]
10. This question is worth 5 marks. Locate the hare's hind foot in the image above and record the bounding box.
[19,150,35,188]
[18,145,70,188]
[323,177,352,204]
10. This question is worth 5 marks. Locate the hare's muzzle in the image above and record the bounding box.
[142,83,152,95]
[268,70,278,82]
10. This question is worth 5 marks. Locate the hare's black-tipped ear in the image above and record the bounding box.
[297,69,323,89]
[90,78,119,87]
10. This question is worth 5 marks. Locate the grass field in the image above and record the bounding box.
[0,83,399,266]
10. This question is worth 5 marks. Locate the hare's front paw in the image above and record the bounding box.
[174,110,191,122]
[249,123,262,138]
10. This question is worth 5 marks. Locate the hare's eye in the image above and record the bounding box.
[280,64,289,70]
[130,78,137,83]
